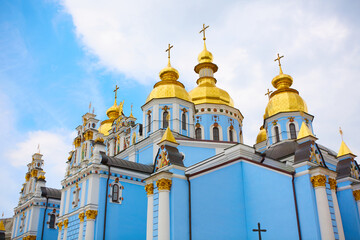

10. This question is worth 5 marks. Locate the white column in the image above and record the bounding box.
[156,179,171,240]
[59,190,65,216]
[63,220,68,240]
[85,210,98,240]
[311,175,335,240]
[331,190,345,240]
[189,107,194,138]
[153,105,159,132]
[109,138,115,156]
[173,103,179,133]
[145,184,154,240]
[57,228,62,240]
[64,189,70,214]
[328,179,345,240]
[78,213,85,240]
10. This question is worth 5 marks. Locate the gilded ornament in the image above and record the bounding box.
[63,219,68,229]
[85,210,98,220]
[74,138,81,148]
[30,169,38,178]
[353,190,360,201]
[25,173,30,182]
[84,131,93,141]
[311,175,326,188]
[145,183,154,195]
[95,137,104,144]
[156,178,172,191]
[78,212,85,222]
[57,221,63,230]
[328,178,337,190]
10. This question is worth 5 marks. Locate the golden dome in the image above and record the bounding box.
[106,100,119,119]
[198,44,213,63]
[98,119,113,136]
[189,43,234,107]
[264,73,308,119]
[146,61,191,103]
[256,126,267,144]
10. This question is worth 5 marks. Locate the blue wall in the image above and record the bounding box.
[138,144,154,165]
[36,207,59,240]
[178,146,215,167]
[170,177,189,240]
[96,176,147,240]
[294,174,321,239]
[337,189,360,239]
[191,161,247,239]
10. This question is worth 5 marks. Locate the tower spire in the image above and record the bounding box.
[113,85,119,105]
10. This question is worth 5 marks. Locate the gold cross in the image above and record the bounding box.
[114,85,119,101]
[166,44,173,60]
[274,53,284,74]
[339,127,343,141]
[200,24,209,41]
[265,88,273,100]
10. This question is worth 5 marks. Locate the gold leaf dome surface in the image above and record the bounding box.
[256,126,267,144]
[146,62,191,103]
[264,73,308,119]
[98,119,113,136]
[198,46,213,63]
[189,78,234,107]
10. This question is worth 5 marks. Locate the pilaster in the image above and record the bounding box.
[62,219,68,239]
[156,178,172,240]
[78,212,85,240]
[329,178,345,240]
[311,174,335,240]
[145,183,154,240]
[85,210,98,240]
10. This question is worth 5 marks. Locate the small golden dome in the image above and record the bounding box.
[106,100,119,119]
[264,73,308,119]
[146,61,191,103]
[98,119,113,136]
[198,44,213,63]
[256,126,267,144]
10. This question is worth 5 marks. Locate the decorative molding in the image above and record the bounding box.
[328,178,337,190]
[78,212,85,222]
[63,219,68,229]
[85,210,98,220]
[311,175,326,188]
[23,236,36,240]
[145,183,154,195]
[353,190,360,201]
[57,221,63,230]
[156,178,172,191]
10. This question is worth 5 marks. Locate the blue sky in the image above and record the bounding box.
[1,0,360,217]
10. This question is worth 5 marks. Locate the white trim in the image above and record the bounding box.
[286,121,299,140]
[227,126,237,142]
[271,124,282,143]
[195,125,204,140]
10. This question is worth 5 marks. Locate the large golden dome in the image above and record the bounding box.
[146,61,191,103]
[256,126,267,144]
[98,100,120,136]
[264,73,307,119]
[189,43,234,107]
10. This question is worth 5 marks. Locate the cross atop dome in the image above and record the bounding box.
[165,44,173,66]
[200,24,209,43]
[274,53,284,74]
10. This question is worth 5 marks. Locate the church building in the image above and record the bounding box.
[12,25,360,240]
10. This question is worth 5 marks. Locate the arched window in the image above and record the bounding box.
[213,127,219,141]
[289,123,297,139]
[229,129,234,142]
[112,184,119,202]
[147,114,151,133]
[49,213,56,229]
[182,112,186,130]
[195,128,202,140]
[274,126,280,143]
[163,111,168,129]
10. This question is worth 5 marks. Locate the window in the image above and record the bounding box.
[289,123,296,139]
[229,129,234,142]
[213,127,219,141]
[48,209,56,229]
[72,183,80,208]
[274,126,280,143]
[111,179,123,204]
[147,114,151,133]
[163,111,168,129]
[182,112,186,130]
[195,128,202,140]
[112,184,119,202]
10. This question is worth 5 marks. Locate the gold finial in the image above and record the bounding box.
[339,127,343,141]
[274,53,284,74]
[165,44,173,67]
[129,103,135,118]
[113,85,119,102]
[37,144,40,154]
[89,101,91,113]
[265,88,273,100]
